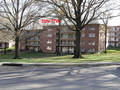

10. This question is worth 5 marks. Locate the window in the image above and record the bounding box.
[62,47,68,53]
[82,28,85,30]
[81,48,85,52]
[68,41,74,45]
[71,41,73,45]
[89,33,95,37]
[69,47,74,53]
[112,27,118,31]
[109,43,115,46]
[68,34,75,38]
[46,46,52,50]
[116,28,119,31]
[109,38,115,41]
[47,34,52,37]
[81,40,85,45]
[88,26,96,30]
[61,41,67,45]
[109,33,115,36]
[35,36,39,40]
[81,33,85,37]
[116,43,119,46]
[47,40,52,44]
[30,37,35,40]
[111,27,115,31]
[61,34,68,38]
[30,42,34,45]
[116,38,119,41]
[48,29,52,32]
[88,41,95,46]
[88,48,95,53]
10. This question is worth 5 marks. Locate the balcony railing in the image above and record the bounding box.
[60,43,75,46]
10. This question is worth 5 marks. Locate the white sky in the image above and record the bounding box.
[109,16,120,26]
[108,0,120,26]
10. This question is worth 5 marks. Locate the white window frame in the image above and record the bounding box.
[46,46,52,50]
[47,34,52,37]
[89,33,95,37]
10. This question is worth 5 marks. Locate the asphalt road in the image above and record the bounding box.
[0,65,120,90]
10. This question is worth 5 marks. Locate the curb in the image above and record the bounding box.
[1,62,120,67]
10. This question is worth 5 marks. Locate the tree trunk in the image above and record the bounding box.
[56,18,61,56]
[4,42,7,54]
[114,31,117,47]
[56,29,61,56]
[104,26,107,53]
[73,30,82,58]
[14,36,20,59]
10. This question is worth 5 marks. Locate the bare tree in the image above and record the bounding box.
[99,1,119,53]
[42,0,110,58]
[0,0,45,58]
[100,12,111,53]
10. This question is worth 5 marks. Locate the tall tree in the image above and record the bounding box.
[100,12,112,53]
[43,0,110,58]
[99,1,119,53]
[0,0,45,58]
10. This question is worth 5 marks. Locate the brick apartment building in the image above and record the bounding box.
[40,26,57,53]
[20,27,57,53]
[108,26,120,47]
[20,30,41,51]
[56,24,105,54]
[20,24,106,54]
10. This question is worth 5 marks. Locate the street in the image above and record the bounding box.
[0,65,120,90]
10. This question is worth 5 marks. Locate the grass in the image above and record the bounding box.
[0,48,120,63]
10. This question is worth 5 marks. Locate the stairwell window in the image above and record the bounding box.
[89,33,95,37]
[81,33,85,37]
[88,26,96,30]
[46,46,52,50]
[88,41,95,46]
[47,34,52,37]
[47,40,52,44]
[88,48,95,53]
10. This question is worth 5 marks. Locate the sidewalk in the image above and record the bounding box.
[1,62,120,67]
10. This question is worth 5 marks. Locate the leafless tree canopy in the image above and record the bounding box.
[42,0,112,58]
[0,0,47,58]
[0,0,46,36]
[43,0,111,30]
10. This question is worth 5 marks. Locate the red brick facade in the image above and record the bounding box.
[40,26,56,53]
[20,24,105,54]
[108,26,120,47]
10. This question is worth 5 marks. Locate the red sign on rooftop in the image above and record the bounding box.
[42,18,60,24]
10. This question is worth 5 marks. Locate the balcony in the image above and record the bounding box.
[61,30,75,34]
[61,34,75,40]
[60,43,75,46]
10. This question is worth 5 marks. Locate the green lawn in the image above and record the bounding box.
[0,49,120,63]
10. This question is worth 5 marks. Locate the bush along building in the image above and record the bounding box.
[20,24,106,54]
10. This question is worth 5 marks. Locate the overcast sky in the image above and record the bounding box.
[108,0,120,26]
[109,16,120,26]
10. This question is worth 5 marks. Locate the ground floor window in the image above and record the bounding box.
[88,48,95,53]
[46,46,52,51]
